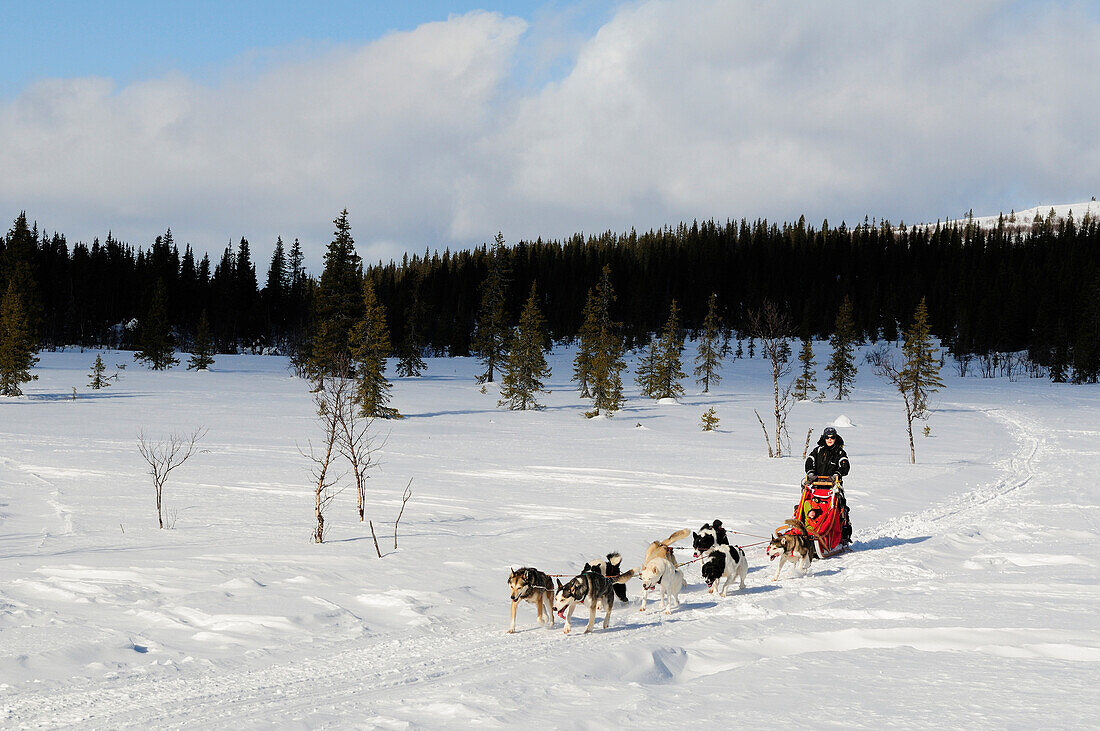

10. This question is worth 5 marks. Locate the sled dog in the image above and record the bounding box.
[644,528,692,564]
[701,543,748,596]
[508,567,555,633]
[553,569,634,634]
[766,519,820,580]
[692,520,730,557]
[583,551,629,602]
[638,556,685,614]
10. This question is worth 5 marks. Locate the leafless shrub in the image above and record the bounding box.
[394,479,413,550]
[954,352,973,377]
[137,428,207,529]
[978,352,997,378]
[301,371,352,544]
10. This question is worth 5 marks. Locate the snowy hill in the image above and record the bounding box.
[2,347,1099,727]
[926,199,1100,229]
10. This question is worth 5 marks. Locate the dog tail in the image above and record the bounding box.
[613,569,635,583]
[664,528,691,545]
[606,552,622,567]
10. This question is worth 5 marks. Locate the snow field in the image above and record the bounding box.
[2,345,1099,728]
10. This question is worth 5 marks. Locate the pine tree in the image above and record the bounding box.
[0,280,39,396]
[134,280,178,370]
[747,337,755,358]
[311,210,363,377]
[188,310,215,370]
[573,288,599,398]
[694,293,723,393]
[472,233,510,383]
[88,353,110,389]
[900,297,945,421]
[635,337,659,398]
[499,283,551,410]
[873,297,945,464]
[396,272,427,378]
[586,265,626,417]
[396,336,427,378]
[826,295,857,399]
[652,299,686,399]
[350,276,398,418]
[735,338,743,359]
[700,407,720,431]
[792,338,819,400]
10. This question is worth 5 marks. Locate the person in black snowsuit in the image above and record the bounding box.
[805,426,852,543]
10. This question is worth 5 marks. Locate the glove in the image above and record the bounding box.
[806,471,815,480]
[832,473,840,481]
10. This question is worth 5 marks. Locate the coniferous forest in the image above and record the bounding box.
[1,208,1098,383]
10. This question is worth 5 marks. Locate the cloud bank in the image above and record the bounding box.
[2,1,1098,268]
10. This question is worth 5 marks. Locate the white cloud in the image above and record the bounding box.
[1,2,1098,270]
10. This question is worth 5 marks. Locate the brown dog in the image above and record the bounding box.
[508,567,555,633]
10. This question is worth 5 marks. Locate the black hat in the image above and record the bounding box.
[823,426,838,437]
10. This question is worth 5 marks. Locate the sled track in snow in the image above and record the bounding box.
[862,406,1040,544]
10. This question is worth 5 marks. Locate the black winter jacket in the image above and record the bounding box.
[805,434,850,477]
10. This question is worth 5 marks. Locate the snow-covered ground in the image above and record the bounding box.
[2,346,1099,728]
[927,199,1099,229]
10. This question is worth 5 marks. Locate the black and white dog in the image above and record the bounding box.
[554,569,635,634]
[700,544,748,596]
[582,551,629,602]
[692,520,730,557]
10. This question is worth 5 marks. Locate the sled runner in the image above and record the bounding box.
[785,476,851,558]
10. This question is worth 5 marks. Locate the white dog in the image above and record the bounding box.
[638,556,684,614]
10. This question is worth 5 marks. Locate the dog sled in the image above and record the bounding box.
[783,475,851,558]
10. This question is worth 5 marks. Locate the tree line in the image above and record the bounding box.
[2,206,1099,395]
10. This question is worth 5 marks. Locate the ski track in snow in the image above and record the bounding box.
[3,354,1100,728]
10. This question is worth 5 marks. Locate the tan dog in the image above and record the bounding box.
[643,528,691,564]
[638,528,690,611]
[508,567,555,633]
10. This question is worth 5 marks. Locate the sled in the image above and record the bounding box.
[785,476,851,558]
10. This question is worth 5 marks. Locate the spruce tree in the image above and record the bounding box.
[573,288,599,398]
[396,335,427,378]
[700,407,720,432]
[872,297,945,463]
[635,337,659,398]
[499,283,551,410]
[188,310,215,371]
[88,353,110,389]
[472,233,510,383]
[900,297,945,421]
[826,295,857,399]
[134,280,179,370]
[792,338,819,400]
[694,293,723,393]
[311,210,363,377]
[652,299,686,399]
[0,281,39,396]
[396,273,427,378]
[350,276,398,418]
[586,265,626,417]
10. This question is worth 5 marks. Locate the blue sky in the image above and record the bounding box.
[1,1,1097,269]
[0,1,616,99]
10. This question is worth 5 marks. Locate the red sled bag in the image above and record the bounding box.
[789,476,848,557]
